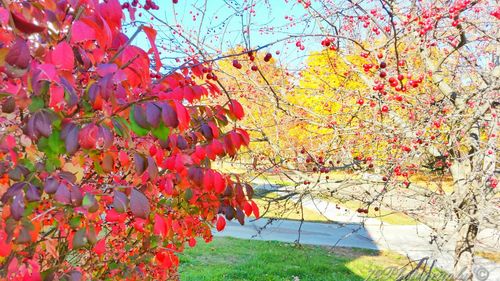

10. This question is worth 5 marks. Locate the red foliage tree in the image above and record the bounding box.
[0,0,256,279]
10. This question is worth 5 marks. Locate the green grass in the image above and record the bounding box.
[179,237,450,281]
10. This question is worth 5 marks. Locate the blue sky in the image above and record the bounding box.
[123,0,324,70]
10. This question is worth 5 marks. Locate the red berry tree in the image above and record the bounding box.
[0,0,256,279]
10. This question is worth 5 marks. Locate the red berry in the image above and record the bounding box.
[232,60,242,69]
[264,53,272,62]
[251,65,258,71]
[379,62,386,68]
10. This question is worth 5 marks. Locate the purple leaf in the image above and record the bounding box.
[60,77,78,107]
[98,125,114,149]
[133,153,146,175]
[5,38,31,69]
[69,270,83,281]
[188,167,203,186]
[161,103,179,128]
[44,177,59,194]
[25,184,41,202]
[200,123,213,141]
[145,102,161,128]
[65,125,80,154]
[25,115,40,139]
[236,208,245,225]
[54,183,71,204]
[11,194,25,220]
[146,156,158,180]
[133,104,149,128]
[59,171,77,183]
[88,83,99,104]
[34,111,52,137]
[130,189,150,219]
[177,135,188,150]
[70,185,83,206]
[1,182,24,203]
[113,190,128,213]
[61,122,76,140]
[98,74,114,100]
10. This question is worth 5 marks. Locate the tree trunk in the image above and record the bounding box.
[453,195,479,281]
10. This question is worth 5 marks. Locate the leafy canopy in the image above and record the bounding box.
[0,0,257,280]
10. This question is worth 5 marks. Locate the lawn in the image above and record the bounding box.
[179,237,450,281]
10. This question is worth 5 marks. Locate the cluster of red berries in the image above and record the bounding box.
[122,0,159,10]
[231,52,273,71]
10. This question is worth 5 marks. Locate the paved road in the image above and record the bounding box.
[216,196,500,281]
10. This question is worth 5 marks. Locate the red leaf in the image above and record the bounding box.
[98,0,123,31]
[208,122,220,138]
[52,42,74,70]
[48,85,64,110]
[229,131,242,150]
[228,99,244,120]
[0,8,9,26]
[236,128,250,146]
[0,230,12,257]
[70,20,96,43]
[251,200,260,219]
[188,237,197,247]
[118,151,130,166]
[210,139,224,156]
[78,123,99,149]
[154,214,167,237]
[183,86,195,103]
[120,46,150,87]
[11,12,46,34]
[36,64,57,82]
[213,172,225,194]
[105,209,126,223]
[202,170,214,191]
[132,218,146,232]
[243,201,253,216]
[162,178,174,195]
[216,215,226,232]
[143,26,162,72]
[130,189,150,219]
[174,101,190,131]
[224,135,237,156]
[93,239,106,256]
